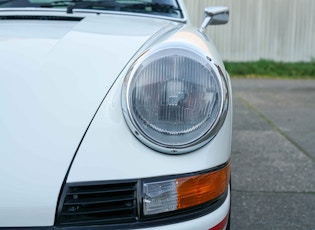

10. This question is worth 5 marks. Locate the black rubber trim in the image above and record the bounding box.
[0,15,83,20]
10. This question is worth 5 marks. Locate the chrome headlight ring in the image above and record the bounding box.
[122,44,229,154]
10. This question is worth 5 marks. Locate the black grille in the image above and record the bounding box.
[58,181,138,226]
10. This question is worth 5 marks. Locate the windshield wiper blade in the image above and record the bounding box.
[40,0,73,8]
[123,2,181,11]
[41,0,181,15]
[40,0,118,13]
[112,1,182,16]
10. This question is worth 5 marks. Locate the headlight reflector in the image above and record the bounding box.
[123,46,228,153]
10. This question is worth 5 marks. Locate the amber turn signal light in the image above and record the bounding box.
[177,163,230,210]
[142,163,230,216]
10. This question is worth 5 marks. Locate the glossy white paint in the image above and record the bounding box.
[68,25,232,182]
[0,0,232,228]
[0,14,178,226]
[68,58,232,182]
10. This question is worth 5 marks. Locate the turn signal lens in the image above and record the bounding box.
[143,180,178,215]
[142,163,230,216]
[177,163,230,210]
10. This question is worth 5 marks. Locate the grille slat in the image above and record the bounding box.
[66,187,135,195]
[59,181,138,226]
[67,183,136,195]
[62,204,135,215]
[60,215,136,226]
[64,195,135,205]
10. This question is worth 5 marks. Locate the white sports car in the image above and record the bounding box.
[0,0,232,229]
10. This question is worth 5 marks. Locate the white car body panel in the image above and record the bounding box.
[0,0,232,228]
[68,53,232,182]
[68,24,232,182]
[0,15,178,226]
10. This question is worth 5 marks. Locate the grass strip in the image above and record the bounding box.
[224,60,315,79]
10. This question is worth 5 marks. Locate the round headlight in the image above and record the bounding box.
[122,45,228,154]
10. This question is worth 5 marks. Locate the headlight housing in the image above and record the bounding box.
[122,44,229,154]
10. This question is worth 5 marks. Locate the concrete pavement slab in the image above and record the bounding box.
[230,78,315,229]
[232,79,315,161]
[231,191,315,230]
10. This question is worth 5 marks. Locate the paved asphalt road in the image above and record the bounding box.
[230,79,315,229]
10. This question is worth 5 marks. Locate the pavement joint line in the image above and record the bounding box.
[236,95,315,164]
[232,189,315,195]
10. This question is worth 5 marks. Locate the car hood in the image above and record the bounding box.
[0,14,178,226]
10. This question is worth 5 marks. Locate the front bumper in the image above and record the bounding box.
[0,186,230,230]
[135,186,230,230]
[53,185,230,230]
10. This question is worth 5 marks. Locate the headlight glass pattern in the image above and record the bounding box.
[123,46,228,153]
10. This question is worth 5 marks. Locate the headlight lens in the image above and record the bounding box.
[122,46,228,153]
